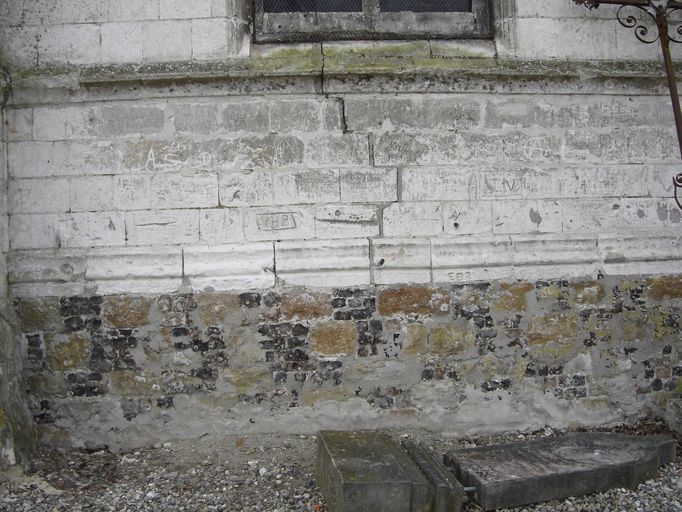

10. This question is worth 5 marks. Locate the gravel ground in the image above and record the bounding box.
[0,419,680,512]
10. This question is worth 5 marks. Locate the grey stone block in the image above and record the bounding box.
[444,432,676,511]
[666,399,682,434]
[316,431,432,512]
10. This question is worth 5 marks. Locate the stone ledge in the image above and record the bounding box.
[6,55,681,91]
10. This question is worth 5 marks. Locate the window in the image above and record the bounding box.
[253,0,492,43]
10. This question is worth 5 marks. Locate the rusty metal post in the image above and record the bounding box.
[574,0,682,209]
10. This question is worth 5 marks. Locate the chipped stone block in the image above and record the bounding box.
[442,201,493,235]
[70,176,116,213]
[103,19,140,60]
[219,170,275,207]
[37,24,101,65]
[492,200,562,234]
[274,169,341,205]
[221,100,270,133]
[141,20,192,61]
[276,239,370,287]
[402,167,476,202]
[199,209,244,245]
[315,204,379,239]
[109,0,159,21]
[126,210,200,245]
[9,250,86,284]
[9,214,60,250]
[159,0,212,19]
[383,202,443,237]
[86,246,182,282]
[59,212,126,248]
[243,206,315,241]
[192,18,229,60]
[33,106,97,141]
[372,238,431,285]
[339,168,397,202]
[598,232,682,276]
[431,236,514,283]
[98,105,166,138]
[4,108,33,142]
[149,172,219,209]
[184,243,275,290]
[9,178,71,213]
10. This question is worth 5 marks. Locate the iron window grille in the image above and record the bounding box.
[253,0,492,42]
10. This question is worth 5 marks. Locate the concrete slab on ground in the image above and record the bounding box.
[444,432,676,511]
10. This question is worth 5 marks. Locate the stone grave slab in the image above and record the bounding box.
[444,432,676,511]
[317,431,434,512]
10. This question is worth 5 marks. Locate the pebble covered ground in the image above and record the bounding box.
[0,419,680,512]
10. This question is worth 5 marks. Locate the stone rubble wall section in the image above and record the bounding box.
[4,91,682,297]
[14,276,682,450]
[1,0,681,66]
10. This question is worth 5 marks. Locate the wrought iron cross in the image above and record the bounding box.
[574,0,682,209]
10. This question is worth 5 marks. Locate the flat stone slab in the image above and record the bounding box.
[317,431,434,512]
[444,432,676,511]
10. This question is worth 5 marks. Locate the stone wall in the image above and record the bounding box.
[0,0,681,449]
[15,277,682,450]
[1,0,680,67]
[0,70,37,468]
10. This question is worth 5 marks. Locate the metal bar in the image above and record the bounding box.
[657,11,682,158]
[654,10,682,208]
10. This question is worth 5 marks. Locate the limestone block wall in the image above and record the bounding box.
[1,0,681,67]
[0,71,37,468]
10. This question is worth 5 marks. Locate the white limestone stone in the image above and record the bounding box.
[126,210,200,245]
[372,238,431,285]
[184,243,275,290]
[275,239,370,287]
[59,212,126,248]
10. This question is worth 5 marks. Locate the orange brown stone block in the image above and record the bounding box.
[378,287,450,317]
[309,320,357,355]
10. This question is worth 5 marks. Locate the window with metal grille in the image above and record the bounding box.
[254,0,491,43]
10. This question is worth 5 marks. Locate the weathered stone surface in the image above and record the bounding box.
[402,440,464,512]
[317,431,432,512]
[429,325,474,357]
[666,399,682,434]
[445,433,676,511]
[280,293,332,320]
[102,296,154,328]
[308,321,356,355]
[378,287,450,317]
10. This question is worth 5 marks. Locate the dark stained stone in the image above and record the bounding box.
[444,433,676,511]
[317,431,432,512]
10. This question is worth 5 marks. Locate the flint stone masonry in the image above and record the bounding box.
[445,433,677,511]
[11,276,681,450]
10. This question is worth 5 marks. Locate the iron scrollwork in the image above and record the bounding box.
[573,0,682,211]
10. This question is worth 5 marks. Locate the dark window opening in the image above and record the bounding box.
[263,0,363,13]
[254,0,491,42]
[379,0,473,12]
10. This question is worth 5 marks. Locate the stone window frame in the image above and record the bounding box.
[253,0,493,43]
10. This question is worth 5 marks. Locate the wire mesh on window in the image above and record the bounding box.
[263,0,362,12]
[379,0,472,12]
